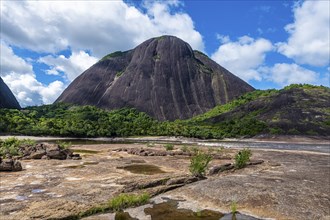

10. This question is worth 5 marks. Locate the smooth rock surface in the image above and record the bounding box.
[55,35,254,121]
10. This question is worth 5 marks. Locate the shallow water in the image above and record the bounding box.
[31,189,45,193]
[142,199,262,220]
[115,211,137,220]
[144,200,223,220]
[117,164,166,175]
[72,149,101,154]
[15,195,28,201]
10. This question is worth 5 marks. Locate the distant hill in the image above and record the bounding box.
[55,35,254,121]
[187,84,330,137]
[0,77,20,109]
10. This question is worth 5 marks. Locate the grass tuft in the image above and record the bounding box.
[163,143,174,151]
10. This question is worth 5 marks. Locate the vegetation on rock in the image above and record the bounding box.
[0,84,328,139]
[0,137,35,157]
[65,193,150,219]
[163,143,174,151]
[109,193,150,211]
[234,148,252,169]
[189,151,212,177]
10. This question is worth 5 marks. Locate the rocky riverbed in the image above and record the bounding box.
[0,142,329,220]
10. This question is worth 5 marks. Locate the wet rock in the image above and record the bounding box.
[247,160,264,165]
[208,163,234,175]
[0,158,22,171]
[71,154,82,160]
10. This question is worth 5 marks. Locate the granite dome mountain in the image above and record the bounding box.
[0,77,20,109]
[56,36,254,121]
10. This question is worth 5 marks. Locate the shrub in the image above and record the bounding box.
[269,127,284,135]
[181,145,189,152]
[164,143,174,151]
[0,137,35,157]
[56,141,72,149]
[288,128,300,135]
[189,151,212,177]
[234,148,252,169]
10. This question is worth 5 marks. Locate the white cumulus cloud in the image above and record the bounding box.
[0,0,204,57]
[39,51,98,82]
[211,35,273,81]
[259,63,319,86]
[277,1,330,66]
[0,41,33,75]
[0,43,65,106]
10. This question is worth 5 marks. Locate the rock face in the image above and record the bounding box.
[0,77,20,109]
[56,36,254,121]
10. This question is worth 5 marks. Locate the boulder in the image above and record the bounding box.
[0,158,22,171]
[46,150,67,160]
[29,150,46,159]
[18,143,79,160]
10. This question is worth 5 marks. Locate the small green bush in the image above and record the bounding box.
[189,151,212,177]
[109,193,150,211]
[234,148,252,169]
[269,127,284,135]
[164,143,174,151]
[0,137,35,157]
[56,141,72,149]
[181,145,189,152]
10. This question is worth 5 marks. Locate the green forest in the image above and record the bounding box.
[1,84,329,139]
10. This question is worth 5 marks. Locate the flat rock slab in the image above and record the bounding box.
[162,150,330,220]
[0,144,193,220]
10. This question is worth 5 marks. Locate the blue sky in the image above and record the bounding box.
[0,0,329,107]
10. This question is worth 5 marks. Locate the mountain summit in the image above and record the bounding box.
[56,36,254,121]
[0,77,20,109]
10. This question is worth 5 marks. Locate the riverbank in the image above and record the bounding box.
[2,134,329,143]
[1,135,329,153]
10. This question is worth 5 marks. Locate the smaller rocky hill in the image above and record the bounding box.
[0,77,20,109]
[199,85,330,136]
